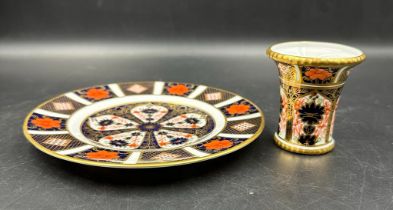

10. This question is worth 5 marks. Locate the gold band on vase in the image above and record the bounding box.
[266,45,366,67]
[274,133,335,155]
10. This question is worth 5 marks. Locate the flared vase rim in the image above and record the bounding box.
[266,41,366,66]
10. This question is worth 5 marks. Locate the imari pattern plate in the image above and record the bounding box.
[23,81,264,168]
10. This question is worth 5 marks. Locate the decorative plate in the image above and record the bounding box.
[23,81,264,168]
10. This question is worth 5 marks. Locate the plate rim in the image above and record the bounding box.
[22,81,265,168]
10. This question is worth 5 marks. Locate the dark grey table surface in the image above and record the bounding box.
[0,42,392,210]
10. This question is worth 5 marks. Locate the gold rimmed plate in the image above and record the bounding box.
[23,81,264,168]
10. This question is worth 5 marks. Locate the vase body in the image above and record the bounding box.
[267,41,366,155]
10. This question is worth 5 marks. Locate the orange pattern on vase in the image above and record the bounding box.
[31,117,61,129]
[305,69,332,80]
[203,140,233,150]
[226,104,250,115]
[294,100,303,111]
[86,151,118,160]
[278,91,288,138]
[314,99,332,137]
[86,88,110,100]
[167,84,189,95]
[291,97,306,140]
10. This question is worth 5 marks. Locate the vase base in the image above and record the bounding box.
[274,133,335,155]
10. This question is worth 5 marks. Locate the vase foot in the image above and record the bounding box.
[274,133,335,155]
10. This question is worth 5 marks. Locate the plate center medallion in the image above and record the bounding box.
[138,123,161,132]
[80,101,217,151]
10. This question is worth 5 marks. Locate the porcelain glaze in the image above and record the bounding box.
[23,81,264,168]
[267,41,366,155]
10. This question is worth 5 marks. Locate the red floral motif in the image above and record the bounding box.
[203,140,233,150]
[85,88,110,100]
[86,151,118,160]
[31,117,61,129]
[104,136,113,140]
[128,143,139,147]
[305,68,332,80]
[292,116,303,137]
[278,94,287,135]
[314,100,332,137]
[292,98,306,138]
[226,104,250,115]
[167,84,189,95]
[294,100,303,110]
[183,134,193,138]
[158,141,168,147]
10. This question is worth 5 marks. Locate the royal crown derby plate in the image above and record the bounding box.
[23,81,264,168]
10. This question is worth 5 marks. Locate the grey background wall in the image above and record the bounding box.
[0,0,392,43]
